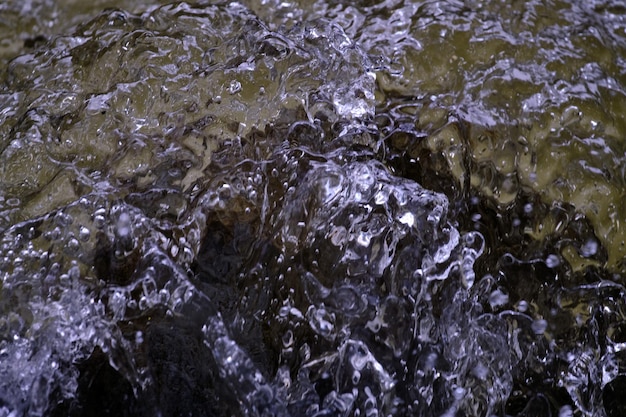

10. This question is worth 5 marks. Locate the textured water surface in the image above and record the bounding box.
[1,1,625,416]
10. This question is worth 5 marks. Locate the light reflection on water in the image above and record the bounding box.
[0,1,625,416]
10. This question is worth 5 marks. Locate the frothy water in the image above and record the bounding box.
[1,1,625,416]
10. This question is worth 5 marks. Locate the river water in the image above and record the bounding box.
[1,1,625,416]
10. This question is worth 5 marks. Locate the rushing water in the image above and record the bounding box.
[1,1,626,416]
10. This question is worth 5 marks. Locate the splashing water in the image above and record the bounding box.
[0,1,625,417]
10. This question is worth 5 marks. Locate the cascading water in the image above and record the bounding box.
[1,1,625,417]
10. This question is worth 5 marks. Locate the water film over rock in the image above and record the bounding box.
[0,1,625,416]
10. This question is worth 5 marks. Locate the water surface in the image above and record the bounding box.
[1,1,625,416]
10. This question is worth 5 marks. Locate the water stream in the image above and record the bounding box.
[1,1,625,416]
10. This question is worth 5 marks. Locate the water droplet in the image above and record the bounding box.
[228,80,242,94]
[523,203,533,215]
[531,319,548,335]
[366,318,382,333]
[472,363,488,379]
[558,405,573,417]
[158,289,170,304]
[489,289,509,309]
[545,254,560,268]
[374,190,388,205]
[517,300,529,312]
[580,239,598,257]
[357,232,371,247]
[453,386,466,400]
[115,212,132,241]
[398,212,415,227]
[68,264,80,280]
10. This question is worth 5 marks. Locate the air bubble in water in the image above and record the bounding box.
[49,226,62,241]
[282,330,294,347]
[307,306,335,340]
[78,226,91,241]
[66,237,80,253]
[94,214,106,229]
[349,343,369,371]
[68,264,80,280]
[55,211,73,227]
